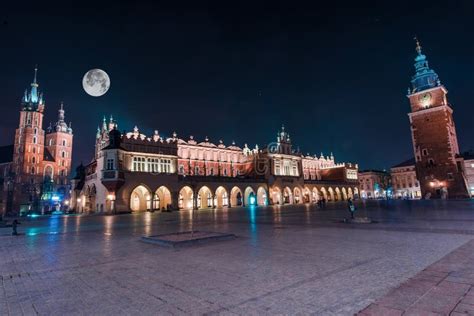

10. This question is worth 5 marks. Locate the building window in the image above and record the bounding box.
[106,158,114,170]
[32,156,36,164]
[49,139,53,146]
[447,173,454,180]
[33,137,37,144]
[132,157,146,172]
[428,159,434,166]
[61,151,66,158]
[62,139,66,146]
[147,158,160,173]
[210,167,214,176]
[179,165,184,174]
[223,168,227,176]
[34,128,38,135]
[160,159,171,173]
[422,149,428,156]
[194,166,199,175]
[31,167,35,174]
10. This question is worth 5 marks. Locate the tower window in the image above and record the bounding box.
[62,139,67,146]
[194,166,199,175]
[33,137,37,144]
[61,151,66,158]
[422,149,428,156]
[106,159,114,170]
[428,159,435,166]
[447,173,454,180]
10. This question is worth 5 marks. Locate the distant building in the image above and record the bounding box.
[406,39,470,199]
[390,158,421,199]
[461,151,474,197]
[70,122,360,214]
[0,68,74,217]
[358,170,391,199]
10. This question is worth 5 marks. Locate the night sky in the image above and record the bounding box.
[1,1,473,171]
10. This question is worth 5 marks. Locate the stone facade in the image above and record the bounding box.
[461,151,474,197]
[71,121,359,214]
[406,40,469,199]
[390,158,421,199]
[0,69,74,216]
[358,170,391,199]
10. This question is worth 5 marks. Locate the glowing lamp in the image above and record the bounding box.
[51,195,60,202]
[249,196,256,205]
[77,198,81,203]
[107,194,116,201]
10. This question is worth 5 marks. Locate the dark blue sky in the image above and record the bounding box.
[1,1,473,170]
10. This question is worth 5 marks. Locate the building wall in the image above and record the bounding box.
[463,159,474,197]
[390,165,421,199]
[72,124,359,214]
[358,171,390,199]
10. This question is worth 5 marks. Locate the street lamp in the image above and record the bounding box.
[107,194,116,214]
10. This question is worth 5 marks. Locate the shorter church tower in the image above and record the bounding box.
[407,39,469,198]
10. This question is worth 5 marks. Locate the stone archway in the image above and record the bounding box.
[130,185,152,212]
[154,186,172,211]
[215,186,229,208]
[303,187,311,203]
[256,186,267,206]
[312,187,319,203]
[270,187,282,205]
[320,187,328,201]
[341,187,348,201]
[354,187,360,199]
[244,186,256,206]
[197,186,213,209]
[293,187,302,204]
[328,187,335,201]
[335,187,341,201]
[230,186,243,206]
[283,187,293,204]
[179,186,194,210]
[348,187,354,199]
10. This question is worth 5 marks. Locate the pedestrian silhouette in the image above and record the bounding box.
[12,219,20,236]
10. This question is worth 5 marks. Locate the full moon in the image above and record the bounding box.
[82,69,110,97]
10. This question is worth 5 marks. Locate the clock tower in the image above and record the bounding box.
[407,39,469,198]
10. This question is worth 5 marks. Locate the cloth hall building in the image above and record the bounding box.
[71,119,359,213]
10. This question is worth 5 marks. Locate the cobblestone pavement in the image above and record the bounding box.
[359,239,474,315]
[0,200,473,315]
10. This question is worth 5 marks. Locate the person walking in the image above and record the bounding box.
[347,198,355,219]
[12,219,20,236]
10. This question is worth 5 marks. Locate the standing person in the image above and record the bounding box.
[12,219,21,236]
[347,198,355,219]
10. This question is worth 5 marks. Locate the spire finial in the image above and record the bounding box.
[414,36,422,55]
[33,65,38,84]
[60,101,64,110]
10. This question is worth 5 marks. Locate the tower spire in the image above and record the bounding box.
[414,36,422,55]
[33,65,38,85]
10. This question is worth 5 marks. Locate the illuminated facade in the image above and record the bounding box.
[0,68,74,216]
[390,158,421,199]
[358,170,391,199]
[406,39,469,199]
[71,120,359,214]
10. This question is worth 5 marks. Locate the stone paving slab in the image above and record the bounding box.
[141,231,236,247]
[358,239,474,315]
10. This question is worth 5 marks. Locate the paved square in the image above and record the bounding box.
[1,200,473,315]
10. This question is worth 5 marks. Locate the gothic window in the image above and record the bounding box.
[223,168,227,176]
[194,166,199,175]
[179,165,184,174]
[61,151,66,158]
[31,167,35,174]
[34,128,38,135]
[422,149,428,156]
[428,159,434,166]
[32,156,36,164]
[33,137,37,144]
[49,139,53,146]
[210,167,214,176]
[62,139,66,146]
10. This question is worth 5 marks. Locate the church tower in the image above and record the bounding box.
[12,67,46,211]
[407,39,469,198]
[45,102,73,186]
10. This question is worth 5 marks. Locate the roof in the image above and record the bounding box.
[359,169,388,174]
[0,145,14,164]
[391,158,416,169]
[462,151,474,160]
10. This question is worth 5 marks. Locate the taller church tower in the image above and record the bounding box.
[407,39,469,198]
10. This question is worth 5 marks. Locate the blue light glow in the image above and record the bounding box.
[249,196,256,205]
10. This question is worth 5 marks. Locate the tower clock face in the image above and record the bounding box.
[418,92,432,107]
